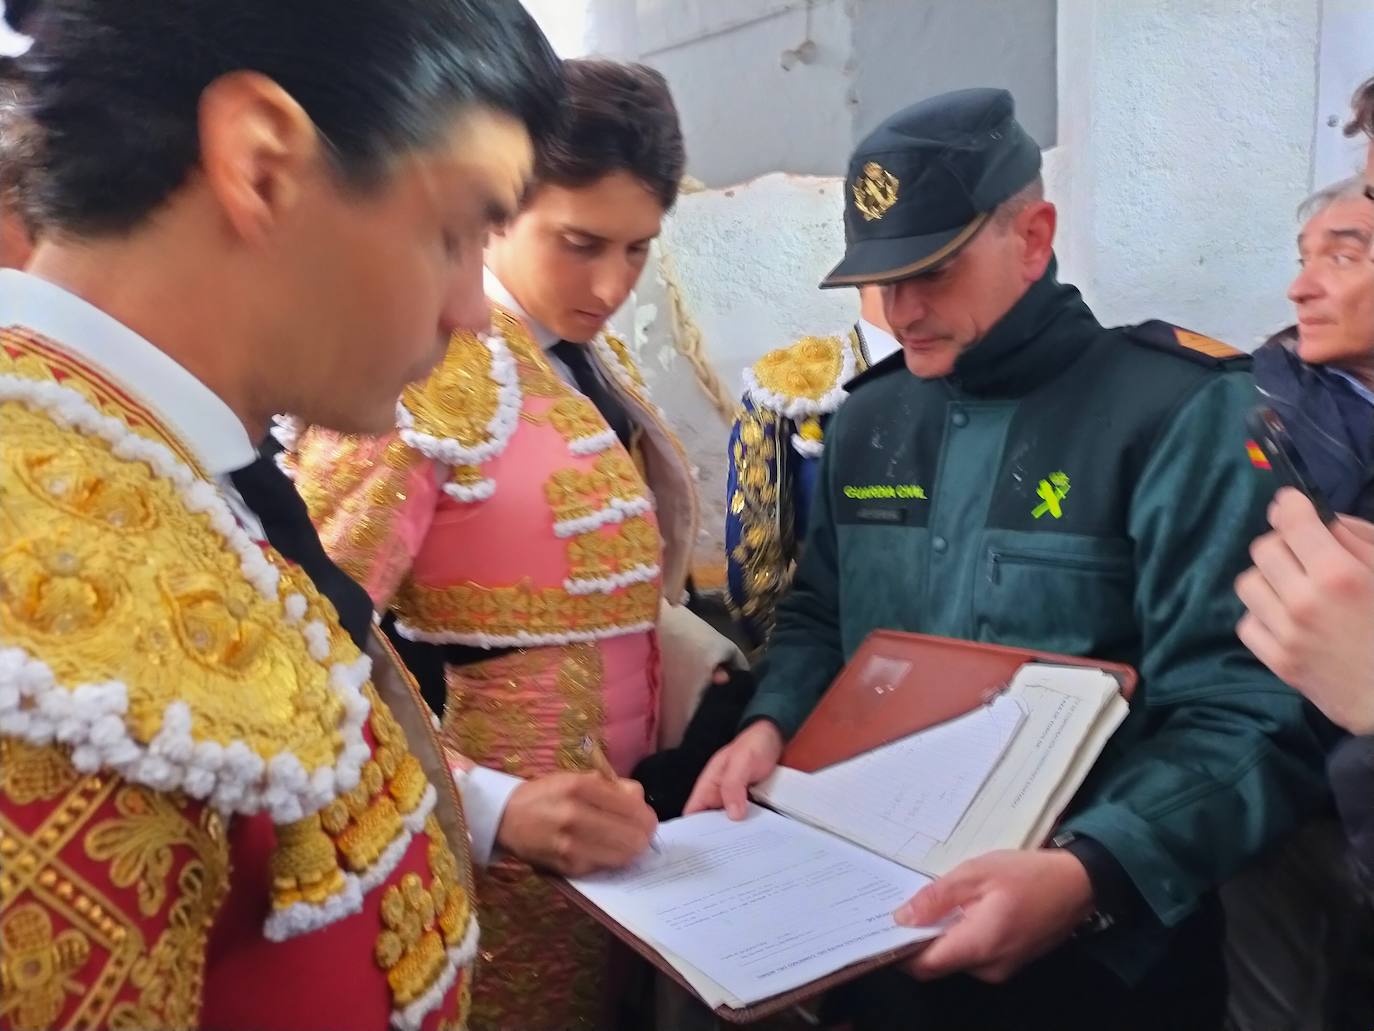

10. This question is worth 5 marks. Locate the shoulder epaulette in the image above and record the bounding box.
[744,334,855,421]
[395,304,526,501]
[1124,320,1250,369]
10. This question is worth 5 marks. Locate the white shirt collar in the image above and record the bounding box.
[858,318,901,364]
[0,269,257,477]
[483,267,560,351]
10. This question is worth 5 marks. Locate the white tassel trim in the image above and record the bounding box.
[790,434,825,459]
[396,331,521,475]
[270,414,305,453]
[390,919,482,1031]
[272,449,296,480]
[393,619,657,651]
[589,333,671,422]
[552,495,653,538]
[567,429,617,456]
[742,341,855,421]
[263,872,365,942]
[401,783,439,835]
[0,646,374,823]
[440,478,496,504]
[564,563,660,596]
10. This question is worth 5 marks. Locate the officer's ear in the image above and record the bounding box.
[1016,200,1056,281]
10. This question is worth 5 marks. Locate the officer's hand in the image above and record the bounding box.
[497,772,658,877]
[1236,489,1374,734]
[895,849,1094,983]
[683,720,784,819]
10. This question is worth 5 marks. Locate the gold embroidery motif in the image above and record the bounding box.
[270,814,349,908]
[565,517,660,582]
[84,787,193,917]
[726,405,791,641]
[0,903,91,1030]
[294,433,425,601]
[544,453,646,525]
[600,334,647,389]
[426,815,470,946]
[853,161,899,221]
[0,750,228,1030]
[547,397,610,445]
[441,651,551,777]
[401,333,505,454]
[0,348,355,778]
[554,646,606,772]
[378,874,447,1006]
[388,752,428,817]
[0,739,79,804]
[470,856,607,1030]
[514,351,570,401]
[751,336,845,404]
[434,642,609,1030]
[107,804,229,1031]
[394,580,660,642]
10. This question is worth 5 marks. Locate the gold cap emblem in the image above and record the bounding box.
[852,162,899,222]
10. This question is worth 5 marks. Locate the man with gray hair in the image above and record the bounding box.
[1250,176,1374,520]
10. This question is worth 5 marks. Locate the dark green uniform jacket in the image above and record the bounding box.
[743,263,1328,981]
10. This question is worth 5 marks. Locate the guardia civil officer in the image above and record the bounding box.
[688,88,1328,1030]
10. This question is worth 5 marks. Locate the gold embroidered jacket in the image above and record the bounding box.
[725,327,870,648]
[0,330,478,1031]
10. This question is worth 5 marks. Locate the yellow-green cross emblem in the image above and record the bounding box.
[1032,471,1071,519]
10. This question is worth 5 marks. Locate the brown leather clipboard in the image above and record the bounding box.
[551,875,931,1024]
[783,630,1137,773]
[552,631,1137,1022]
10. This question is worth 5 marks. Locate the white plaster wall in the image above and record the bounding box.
[604,173,855,574]
[1314,2,1374,186]
[641,0,855,188]
[851,0,1057,147]
[1057,0,1321,348]
[1040,146,1080,285]
[518,0,593,56]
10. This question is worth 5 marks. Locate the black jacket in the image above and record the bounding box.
[1252,336,1374,520]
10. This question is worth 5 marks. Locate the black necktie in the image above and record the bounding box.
[550,340,634,448]
[229,453,374,651]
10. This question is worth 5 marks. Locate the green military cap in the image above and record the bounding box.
[821,87,1042,288]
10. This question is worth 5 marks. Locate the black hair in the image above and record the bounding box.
[7,0,564,235]
[532,58,685,211]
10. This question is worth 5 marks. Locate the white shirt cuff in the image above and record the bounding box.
[454,765,524,867]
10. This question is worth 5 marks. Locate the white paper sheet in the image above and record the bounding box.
[754,665,1122,878]
[757,692,1026,854]
[568,806,941,1010]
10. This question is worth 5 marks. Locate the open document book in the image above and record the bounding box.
[561,636,1133,1023]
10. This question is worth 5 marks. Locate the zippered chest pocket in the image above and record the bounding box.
[973,534,1135,657]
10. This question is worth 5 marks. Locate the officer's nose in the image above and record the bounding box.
[883,279,930,331]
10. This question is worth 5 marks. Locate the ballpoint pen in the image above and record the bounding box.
[582,735,664,854]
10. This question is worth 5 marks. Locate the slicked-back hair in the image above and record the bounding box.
[7,0,564,235]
